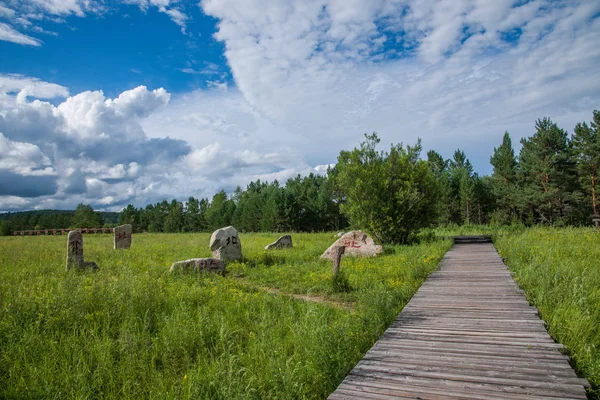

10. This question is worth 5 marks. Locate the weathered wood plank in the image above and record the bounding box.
[328,241,590,399]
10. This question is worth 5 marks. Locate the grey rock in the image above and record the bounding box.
[170,258,226,274]
[114,224,132,249]
[209,226,242,261]
[66,230,83,269]
[66,230,99,270]
[321,230,383,260]
[265,234,292,250]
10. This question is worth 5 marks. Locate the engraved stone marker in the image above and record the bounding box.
[66,230,99,270]
[114,224,133,249]
[169,258,226,274]
[265,234,293,250]
[321,230,383,260]
[210,226,242,261]
[66,230,83,269]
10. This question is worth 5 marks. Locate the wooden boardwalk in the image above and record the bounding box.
[329,240,590,399]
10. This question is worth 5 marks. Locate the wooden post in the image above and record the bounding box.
[332,245,345,275]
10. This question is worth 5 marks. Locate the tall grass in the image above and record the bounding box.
[495,228,600,399]
[0,232,451,399]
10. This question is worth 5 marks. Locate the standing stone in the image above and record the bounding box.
[321,230,383,259]
[209,226,242,261]
[114,224,133,249]
[65,231,99,270]
[170,258,226,274]
[66,230,84,269]
[265,234,293,250]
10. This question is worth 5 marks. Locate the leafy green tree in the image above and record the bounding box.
[206,190,235,230]
[0,220,11,236]
[184,197,207,232]
[332,133,439,244]
[490,132,518,224]
[72,204,103,228]
[164,200,184,232]
[572,110,600,217]
[119,204,139,231]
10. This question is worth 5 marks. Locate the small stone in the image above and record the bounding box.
[114,224,132,249]
[209,226,242,261]
[265,234,292,250]
[170,258,226,274]
[321,230,383,259]
[81,261,100,271]
[335,231,345,237]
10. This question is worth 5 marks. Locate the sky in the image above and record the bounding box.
[0,0,599,212]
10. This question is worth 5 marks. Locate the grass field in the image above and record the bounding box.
[494,228,600,399]
[0,232,451,399]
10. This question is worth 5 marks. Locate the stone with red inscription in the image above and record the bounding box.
[320,230,383,260]
[209,226,242,261]
[265,235,292,250]
[66,230,99,270]
[169,258,226,274]
[114,224,132,250]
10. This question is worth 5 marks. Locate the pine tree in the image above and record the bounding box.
[517,118,576,224]
[572,110,600,218]
[427,150,451,225]
[449,150,475,224]
[490,132,518,224]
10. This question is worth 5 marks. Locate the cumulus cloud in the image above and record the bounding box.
[0,79,191,211]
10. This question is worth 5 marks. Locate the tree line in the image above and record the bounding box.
[118,173,348,233]
[0,206,119,235]
[1,111,598,242]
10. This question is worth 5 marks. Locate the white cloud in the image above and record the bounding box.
[0,22,41,46]
[163,7,188,34]
[0,0,189,47]
[189,0,600,173]
[0,5,16,18]
[0,132,53,175]
[0,73,69,99]
[0,79,190,210]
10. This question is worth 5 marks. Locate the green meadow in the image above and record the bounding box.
[0,232,451,399]
[1,229,599,399]
[495,228,600,399]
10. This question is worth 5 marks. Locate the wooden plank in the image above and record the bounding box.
[328,242,590,399]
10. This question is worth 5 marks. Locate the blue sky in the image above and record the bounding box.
[1,0,599,211]
[0,2,229,97]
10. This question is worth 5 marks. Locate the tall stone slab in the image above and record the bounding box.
[170,258,226,274]
[265,234,293,250]
[209,226,242,261]
[114,224,132,249]
[65,231,99,270]
[66,230,84,269]
[321,230,383,260]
